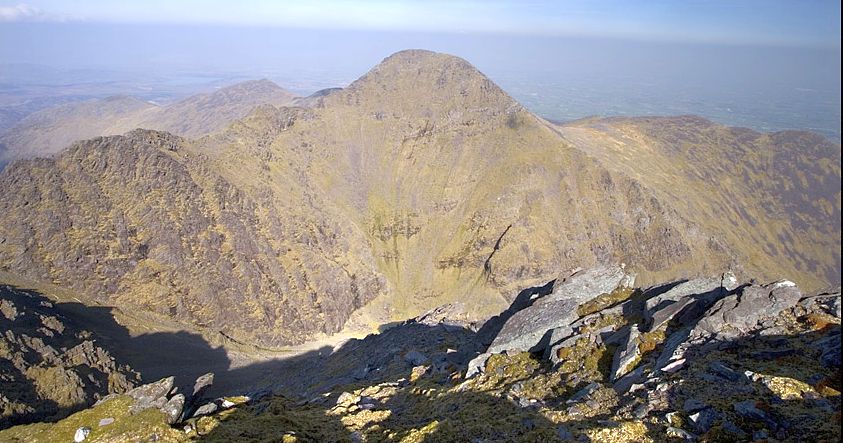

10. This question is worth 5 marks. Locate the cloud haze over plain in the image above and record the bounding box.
[0,1,840,139]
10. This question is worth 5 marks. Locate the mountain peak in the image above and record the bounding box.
[352,49,485,87]
[333,49,518,117]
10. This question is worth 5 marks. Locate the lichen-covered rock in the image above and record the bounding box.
[486,265,633,355]
[126,376,174,414]
[161,394,185,425]
[611,324,642,381]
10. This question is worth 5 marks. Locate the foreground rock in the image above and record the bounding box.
[1,266,839,442]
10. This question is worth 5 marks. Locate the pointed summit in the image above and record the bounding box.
[332,49,519,117]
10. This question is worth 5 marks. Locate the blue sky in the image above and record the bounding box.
[0,0,840,47]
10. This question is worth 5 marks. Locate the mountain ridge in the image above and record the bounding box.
[0,79,298,164]
[0,50,838,349]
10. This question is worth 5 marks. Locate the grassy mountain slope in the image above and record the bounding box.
[0,50,837,348]
[557,116,841,291]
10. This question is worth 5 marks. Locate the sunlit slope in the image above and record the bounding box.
[557,116,841,291]
[0,50,836,348]
[196,50,737,326]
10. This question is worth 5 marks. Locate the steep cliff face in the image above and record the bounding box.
[0,50,838,347]
[0,130,385,346]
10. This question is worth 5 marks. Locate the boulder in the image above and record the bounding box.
[733,399,766,421]
[688,408,718,434]
[610,324,641,381]
[644,273,737,332]
[487,265,633,355]
[127,376,174,408]
[465,352,491,378]
[192,402,218,418]
[404,350,428,366]
[192,372,214,399]
[161,394,185,425]
[548,265,635,305]
[692,281,802,340]
[73,427,91,442]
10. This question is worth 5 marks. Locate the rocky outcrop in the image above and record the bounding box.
[464,265,841,441]
[1,266,839,442]
[0,285,139,429]
[489,265,634,355]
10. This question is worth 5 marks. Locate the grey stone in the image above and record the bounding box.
[665,427,696,441]
[465,352,491,378]
[799,292,841,318]
[162,393,185,425]
[487,265,633,356]
[192,372,214,398]
[611,324,641,381]
[127,376,175,406]
[486,297,580,355]
[544,327,576,361]
[655,327,691,372]
[404,350,428,366]
[812,331,841,368]
[645,274,737,331]
[693,282,802,339]
[688,408,718,433]
[98,417,115,427]
[708,361,743,382]
[74,426,91,442]
[733,399,766,421]
[192,402,218,418]
[549,265,635,305]
[682,399,707,413]
[613,366,645,394]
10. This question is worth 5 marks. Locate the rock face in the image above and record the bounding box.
[0,285,139,429]
[0,50,839,348]
[461,266,841,442]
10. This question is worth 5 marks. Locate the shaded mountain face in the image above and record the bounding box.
[0,50,838,347]
[0,284,139,428]
[0,79,297,164]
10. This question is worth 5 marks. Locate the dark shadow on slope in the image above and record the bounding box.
[199,312,840,442]
[199,319,567,442]
[0,283,232,428]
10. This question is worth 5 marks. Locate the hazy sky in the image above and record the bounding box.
[0,1,839,139]
[0,0,840,47]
